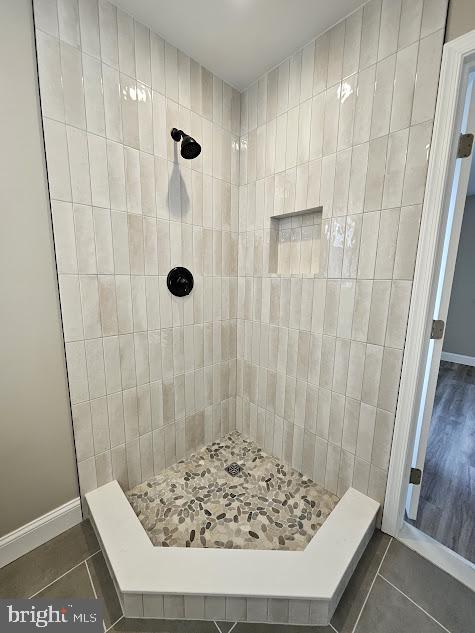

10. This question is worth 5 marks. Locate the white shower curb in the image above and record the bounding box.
[86,482,378,625]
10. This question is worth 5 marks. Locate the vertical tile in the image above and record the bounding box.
[67,126,91,205]
[402,121,432,206]
[323,84,340,156]
[277,59,290,115]
[348,144,369,213]
[393,205,422,279]
[390,42,418,133]
[135,21,151,86]
[83,54,105,136]
[356,402,376,461]
[120,73,139,149]
[85,339,106,398]
[269,598,289,624]
[367,280,391,345]
[313,32,329,95]
[43,118,72,201]
[382,129,409,209]
[103,64,123,142]
[58,275,84,341]
[378,347,403,411]
[88,133,110,207]
[309,93,325,160]
[51,200,78,273]
[65,341,89,403]
[301,41,315,102]
[351,280,373,341]
[178,51,191,108]
[378,0,402,60]
[370,55,395,139]
[34,0,59,37]
[398,0,423,48]
[411,29,444,125]
[358,212,380,279]
[58,0,81,48]
[374,207,400,279]
[117,9,135,77]
[421,0,448,38]
[288,51,302,108]
[353,65,375,145]
[78,0,100,59]
[343,8,363,78]
[327,21,345,88]
[364,136,387,211]
[359,0,382,70]
[36,30,64,122]
[338,74,356,150]
[72,402,94,460]
[98,0,118,69]
[80,275,102,339]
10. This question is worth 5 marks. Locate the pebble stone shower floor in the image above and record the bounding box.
[126,432,339,550]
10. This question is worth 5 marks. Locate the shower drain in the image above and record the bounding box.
[225,462,243,477]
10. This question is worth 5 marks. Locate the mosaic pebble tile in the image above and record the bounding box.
[127,432,339,551]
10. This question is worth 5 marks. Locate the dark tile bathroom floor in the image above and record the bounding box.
[1,521,474,633]
[126,432,338,550]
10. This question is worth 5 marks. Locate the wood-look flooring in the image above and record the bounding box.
[411,361,475,563]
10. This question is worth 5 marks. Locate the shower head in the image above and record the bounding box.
[170,128,201,159]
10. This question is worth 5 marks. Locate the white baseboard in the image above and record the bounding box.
[440,351,475,367]
[0,497,82,568]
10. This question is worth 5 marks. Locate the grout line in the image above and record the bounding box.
[214,622,237,633]
[85,560,98,599]
[350,536,393,633]
[330,624,339,633]
[84,560,104,633]
[378,574,453,633]
[104,615,123,633]
[28,549,101,599]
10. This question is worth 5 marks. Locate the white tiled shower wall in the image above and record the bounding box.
[33,0,241,494]
[235,0,448,506]
[34,0,448,507]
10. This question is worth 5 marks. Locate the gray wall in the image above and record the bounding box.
[0,0,78,537]
[443,195,475,358]
[446,0,475,42]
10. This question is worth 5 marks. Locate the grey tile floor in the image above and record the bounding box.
[0,521,473,633]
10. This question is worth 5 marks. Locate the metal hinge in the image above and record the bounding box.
[431,319,445,339]
[457,133,474,158]
[409,468,422,485]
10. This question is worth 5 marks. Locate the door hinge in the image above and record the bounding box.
[457,133,474,158]
[409,467,422,485]
[430,319,445,339]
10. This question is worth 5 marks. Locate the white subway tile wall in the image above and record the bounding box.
[235,0,447,507]
[34,0,240,495]
[34,0,448,506]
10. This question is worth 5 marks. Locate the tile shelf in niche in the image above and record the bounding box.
[269,206,323,275]
[270,205,323,220]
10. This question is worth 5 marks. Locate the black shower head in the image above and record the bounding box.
[170,128,201,159]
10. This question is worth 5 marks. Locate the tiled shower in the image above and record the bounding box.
[33,0,447,512]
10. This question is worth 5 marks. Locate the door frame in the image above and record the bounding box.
[382,30,475,589]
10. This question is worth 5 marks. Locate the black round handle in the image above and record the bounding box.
[167,267,194,297]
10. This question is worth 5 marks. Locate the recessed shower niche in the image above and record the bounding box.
[269,207,322,275]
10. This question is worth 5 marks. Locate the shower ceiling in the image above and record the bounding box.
[111,0,363,89]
